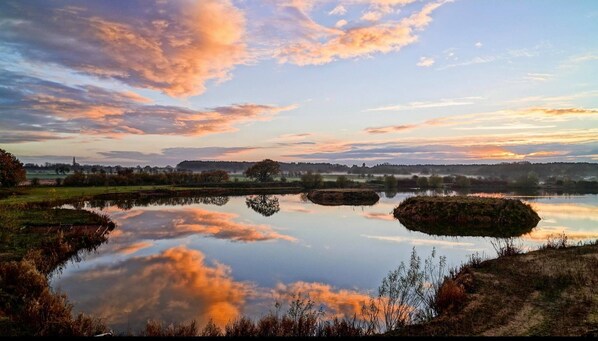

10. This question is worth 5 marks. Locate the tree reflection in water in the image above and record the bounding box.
[87,196,230,210]
[245,195,280,217]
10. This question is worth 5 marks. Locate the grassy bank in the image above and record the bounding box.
[0,185,305,207]
[397,242,598,336]
[0,205,114,335]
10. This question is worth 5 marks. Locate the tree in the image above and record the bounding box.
[454,175,471,188]
[336,175,350,188]
[428,175,443,188]
[301,171,323,189]
[0,149,26,188]
[384,175,398,190]
[245,195,280,217]
[416,176,428,188]
[244,159,280,182]
[198,170,229,183]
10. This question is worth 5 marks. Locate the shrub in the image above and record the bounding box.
[434,279,466,314]
[491,238,523,257]
[197,170,229,183]
[416,176,428,188]
[143,320,198,336]
[301,171,323,189]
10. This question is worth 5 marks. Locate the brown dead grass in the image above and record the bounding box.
[397,243,598,336]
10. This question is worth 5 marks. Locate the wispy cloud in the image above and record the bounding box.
[366,96,482,112]
[416,56,435,67]
[276,0,452,65]
[523,73,553,82]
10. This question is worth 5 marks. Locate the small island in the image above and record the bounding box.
[393,196,541,237]
[307,189,380,206]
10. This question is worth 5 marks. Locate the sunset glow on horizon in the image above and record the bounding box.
[1,0,596,166]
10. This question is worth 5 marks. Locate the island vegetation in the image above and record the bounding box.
[393,196,541,237]
[307,189,380,206]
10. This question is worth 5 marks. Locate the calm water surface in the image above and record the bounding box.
[50,192,598,332]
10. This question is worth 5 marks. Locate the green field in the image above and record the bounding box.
[0,185,175,205]
[26,170,69,180]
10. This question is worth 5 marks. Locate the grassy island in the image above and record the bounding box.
[393,196,540,237]
[307,189,380,206]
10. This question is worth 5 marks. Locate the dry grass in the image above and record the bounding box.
[396,242,598,336]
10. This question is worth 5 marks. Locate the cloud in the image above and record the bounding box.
[105,207,296,244]
[416,56,435,67]
[523,73,553,82]
[366,96,481,112]
[363,235,475,247]
[474,41,482,48]
[361,11,383,21]
[98,147,257,165]
[276,0,451,65]
[113,241,154,255]
[335,19,348,28]
[361,212,395,221]
[523,107,598,116]
[0,0,248,96]
[273,281,374,318]
[0,72,295,140]
[328,5,347,15]
[365,124,417,134]
[0,131,68,144]
[54,247,253,330]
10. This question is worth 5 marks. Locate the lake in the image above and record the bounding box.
[50,192,598,333]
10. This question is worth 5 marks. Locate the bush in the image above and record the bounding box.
[301,171,323,189]
[197,170,229,183]
[454,175,471,188]
[384,175,398,190]
[491,238,523,257]
[416,177,428,188]
[336,175,350,188]
[434,279,466,314]
[30,178,40,186]
[428,175,443,188]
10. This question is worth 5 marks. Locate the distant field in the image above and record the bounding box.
[26,170,68,180]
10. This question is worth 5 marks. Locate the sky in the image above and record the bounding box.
[0,0,597,166]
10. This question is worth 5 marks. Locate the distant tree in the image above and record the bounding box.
[514,171,539,188]
[454,175,471,188]
[416,176,428,188]
[336,175,350,188]
[428,175,443,188]
[0,149,26,188]
[301,171,323,189]
[198,170,229,183]
[244,159,280,182]
[384,175,398,190]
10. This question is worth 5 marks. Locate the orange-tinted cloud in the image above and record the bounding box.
[531,203,598,222]
[523,107,598,116]
[276,0,450,65]
[55,247,253,330]
[0,1,248,96]
[365,124,417,134]
[0,71,295,138]
[362,212,395,221]
[108,207,296,243]
[273,281,374,318]
[113,241,153,255]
